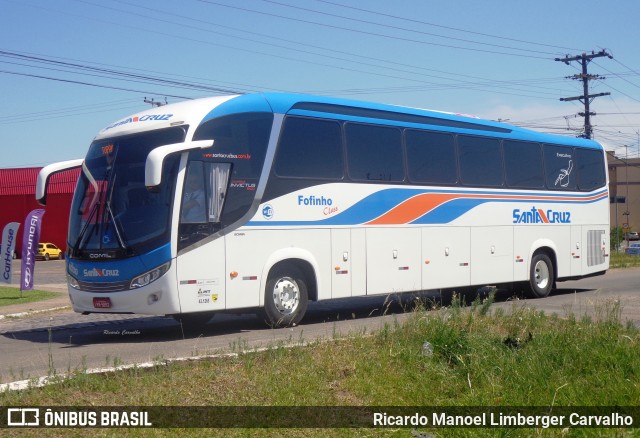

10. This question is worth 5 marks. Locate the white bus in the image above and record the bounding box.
[37,93,609,327]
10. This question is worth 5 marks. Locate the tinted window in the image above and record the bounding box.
[576,148,605,191]
[346,123,403,182]
[544,144,576,190]
[504,140,544,189]
[68,127,184,255]
[406,130,457,185]
[193,112,273,225]
[275,117,343,179]
[458,135,503,187]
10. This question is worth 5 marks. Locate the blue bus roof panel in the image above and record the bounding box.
[199,93,273,124]
[263,93,603,150]
[198,92,602,151]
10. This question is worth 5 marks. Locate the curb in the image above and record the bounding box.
[0,305,72,320]
[0,342,304,392]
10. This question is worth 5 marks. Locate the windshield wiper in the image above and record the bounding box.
[93,172,130,253]
[104,201,129,251]
[74,200,100,251]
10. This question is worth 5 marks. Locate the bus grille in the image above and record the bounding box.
[587,230,605,267]
[78,280,130,292]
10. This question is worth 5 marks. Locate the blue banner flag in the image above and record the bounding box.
[20,209,46,291]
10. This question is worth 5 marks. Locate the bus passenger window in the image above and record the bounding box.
[576,148,605,191]
[346,123,404,182]
[406,130,457,185]
[458,135,503,187]
[504,140,544,189]
[543,144,576,190]
[275,117,343,179]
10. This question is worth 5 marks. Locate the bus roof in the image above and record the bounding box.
[95,92,603,150]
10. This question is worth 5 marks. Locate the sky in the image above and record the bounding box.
[1,0,639,168]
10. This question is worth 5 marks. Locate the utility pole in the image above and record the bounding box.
[555,50,613,139]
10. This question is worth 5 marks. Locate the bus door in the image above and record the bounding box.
[176,161,230,314]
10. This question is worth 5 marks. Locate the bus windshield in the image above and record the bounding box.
[68,127,185,257]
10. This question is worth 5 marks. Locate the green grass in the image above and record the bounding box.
[1,294,638,437]
[610,250,640,268]
[0,286,60,308]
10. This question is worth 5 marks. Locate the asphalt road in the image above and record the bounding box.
[1,260,638,386]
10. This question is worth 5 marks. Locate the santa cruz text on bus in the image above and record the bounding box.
[512,207,571,224]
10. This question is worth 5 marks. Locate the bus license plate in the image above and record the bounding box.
[93,297,112,309]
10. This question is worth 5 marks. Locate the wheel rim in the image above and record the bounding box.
[534,260,550,290]
[272,277,300,315]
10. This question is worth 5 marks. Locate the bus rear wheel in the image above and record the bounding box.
[527,253,554,298]
[263,265,308,328]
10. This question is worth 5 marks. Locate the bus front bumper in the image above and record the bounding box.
[67,263,180,315]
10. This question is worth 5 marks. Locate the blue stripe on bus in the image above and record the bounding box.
[67,243,172,283]
[245,188,608,227]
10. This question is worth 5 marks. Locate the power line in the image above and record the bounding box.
[0,50,247,95]
[0,98,140,124]
[0,69,198,99]
[592,60,640,103]
[312,0,585,53]
[197,0,552,59]
[10,1,575,102]
[78,0,561,91]
[257,0,562,57]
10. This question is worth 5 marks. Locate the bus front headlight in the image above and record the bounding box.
[130,261,171,289]
[67,274,80,290]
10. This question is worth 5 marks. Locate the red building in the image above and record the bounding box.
[0,167,80,257]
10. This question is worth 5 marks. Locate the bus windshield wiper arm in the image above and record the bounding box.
[74,201,99,251]
[105,202,128,251]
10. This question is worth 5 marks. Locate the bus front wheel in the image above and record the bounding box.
[263,265,309,328]
[527,253,554,298]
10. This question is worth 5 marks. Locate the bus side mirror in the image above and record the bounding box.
[145,140,214,190]
[36,159,84,205]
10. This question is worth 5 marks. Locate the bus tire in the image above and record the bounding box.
[263,265,308,328]
[527,253,554,298]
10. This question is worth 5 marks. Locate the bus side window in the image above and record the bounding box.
[405,130,457,185]
[179,161,232,250]
[543,144,576,190]
[504,140,544,189]
[458,135,503,187]
[275,117,343,179]
[206,162,231,222]
[346,123,404,182]
[576,148,606,191]
[181,163,207,224]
